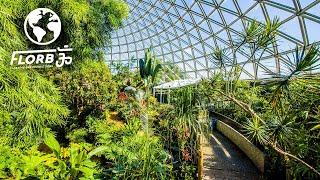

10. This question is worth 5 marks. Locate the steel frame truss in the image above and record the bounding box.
[107,0,320,80]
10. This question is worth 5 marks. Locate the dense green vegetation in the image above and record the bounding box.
[178,18,320,179]
[195,71,320,179]
[0,1,201,179]
[0,0,319,179]
[0,62,69,146]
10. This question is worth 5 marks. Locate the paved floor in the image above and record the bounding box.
[202,131,261,180]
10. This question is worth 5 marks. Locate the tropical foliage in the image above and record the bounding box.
[200,18,320,178]
[1,0,319,179]
[0,61,69,146]
[139,48,162,87]
[0,0,129,62]
[53,60,116,123]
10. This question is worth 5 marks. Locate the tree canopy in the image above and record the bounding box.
[0,0,129,62]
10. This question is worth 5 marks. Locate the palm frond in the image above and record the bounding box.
[264,45,320,107]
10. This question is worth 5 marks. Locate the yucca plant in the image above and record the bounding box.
[211,18,281,95]
[237,18,280,51]
[212,47,227,75]
[233,18,281,83]
[244,117,268,144]
[267,116,295,147]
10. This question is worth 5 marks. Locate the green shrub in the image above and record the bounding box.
[0,62,69,146]
[94,133,172,179]
[55,60,116,123]
[67,128,88,143]
[0,135,99,179]
[179,161,197,180]
[87,117,172,179]
[0,0,129,61]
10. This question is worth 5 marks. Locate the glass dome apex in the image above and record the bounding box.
[107,0,320,80]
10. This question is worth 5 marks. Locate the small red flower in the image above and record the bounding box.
[118,92,128,101]
[182,148,191,161]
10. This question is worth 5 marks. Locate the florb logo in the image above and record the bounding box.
[11,8,72,69]
[24,8,61,45]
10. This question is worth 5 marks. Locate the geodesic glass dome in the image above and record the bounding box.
[107,0,320,80]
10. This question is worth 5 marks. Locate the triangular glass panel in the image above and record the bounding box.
[306,3,320,17]
[266,4,293,22]
[245,5,266,23]
[305,18,320,43]
[200,2,215,15]
[209,11,223,24]
[221,0,238,13]
[221,10,238,25]
[279,17,303,43]
[238,1,256,13]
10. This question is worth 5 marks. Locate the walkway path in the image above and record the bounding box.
[202,130,260,180]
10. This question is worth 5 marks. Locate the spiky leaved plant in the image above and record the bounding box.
[266,45,320,109]
[168,85,209,168]
[138,48,163,131]
[139,48,162,88]
[219,44,320,177]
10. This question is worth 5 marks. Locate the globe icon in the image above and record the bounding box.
[24,8,61,45]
